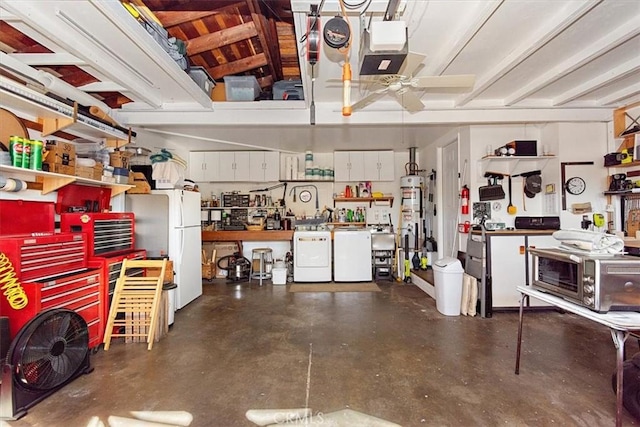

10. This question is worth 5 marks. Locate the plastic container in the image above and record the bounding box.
[433,257,464,316]
[224,76,261,101]
[273,79,304,100]
[272,267,287,285]
[188,66,216,96]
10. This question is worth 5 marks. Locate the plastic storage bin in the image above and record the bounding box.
[272,267,287,285]
[433,257,464,316]
[188,66,216,96]
[273,79,304,100]
[224,76,261,101]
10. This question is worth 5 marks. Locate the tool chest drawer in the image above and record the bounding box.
[40,273,100,303]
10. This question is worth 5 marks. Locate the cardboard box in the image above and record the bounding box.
[127,172,151,194]
[44,140,76,166]
[202,248,215,281]
[46,163,76,176]
[75,163,104,181]
[212,82,226,101]
[146,260,174,284]
[109,151,133,168]
[213,242,240,278]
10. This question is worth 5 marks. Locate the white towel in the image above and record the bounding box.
[552,229,624,254]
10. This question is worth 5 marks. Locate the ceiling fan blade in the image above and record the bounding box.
[399,52,427,77]
[412,74,476,88]
[394,89,424,113]
[351,89,389,111]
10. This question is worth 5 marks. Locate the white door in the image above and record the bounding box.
[263,151,280,181]
[233,152,251,181]
[181,190,202,227]
[202,152,220,181]
[334,151,350,181]
[363,151,380,181]
[218,152,235,180]
[441,140,459,259]
[349,151,365,181]
[249,152,265,181]
[189,152,206,181]
[489,235,526,308]
[174,225,202,309]
[377,150,395,181]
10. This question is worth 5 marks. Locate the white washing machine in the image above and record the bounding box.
[333,229,372,282]
[293,230,332,282]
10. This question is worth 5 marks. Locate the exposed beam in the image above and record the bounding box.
[249,0,278,82]
[554,57,640,106]
[209,53,268,80]
[186,21,257,55]
[154,10,219,28]
[456,0,602,107]
[425,0,503,76]
[78,81,127,92]
[598,83,640,107]
[504,16,640,106]
[9,52,85,66]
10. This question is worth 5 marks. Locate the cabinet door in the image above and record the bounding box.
[488,235,526,308]
[348,151,365,181]
[334,151,351,181]
[233,151,251,181]
[263,151,280,181]
[363,151,380,181]
[218,152,235,180]
[249,152,265,182]
[202,152,220,181]
[377,150,395,181]
[189,152,206,182]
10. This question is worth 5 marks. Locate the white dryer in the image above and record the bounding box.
[333,229,372,282]
[293,230,332,282]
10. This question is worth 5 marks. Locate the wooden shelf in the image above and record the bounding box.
[333,196,394,207]
[614,103,640,138]
[328,221,366,226]
[0,165,131,196]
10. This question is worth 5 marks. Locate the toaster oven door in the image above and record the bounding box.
[531,250,583,302]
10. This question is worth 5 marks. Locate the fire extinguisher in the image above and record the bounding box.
[461,185,470,214]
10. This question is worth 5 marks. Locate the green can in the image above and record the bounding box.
[9,136,23,167]
[21,139,32,169]
[29,139,43,171]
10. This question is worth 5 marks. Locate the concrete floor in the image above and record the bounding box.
[5,278,640,426]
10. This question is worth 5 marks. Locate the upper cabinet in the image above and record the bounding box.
[334,151,394,182]
[249,151,279,182]
[189,151,279,182]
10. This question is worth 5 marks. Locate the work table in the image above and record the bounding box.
[471,228,557,236]
[202,230,294,242]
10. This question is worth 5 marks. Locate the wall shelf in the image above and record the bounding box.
[479,155,555,176]
[0,75,134,144]
[614,103,640,138]
[333,196,394,207]
[0,165,131,196]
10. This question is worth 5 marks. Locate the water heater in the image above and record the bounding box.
[400,174,423,237]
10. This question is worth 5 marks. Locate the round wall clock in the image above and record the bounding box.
[299,190,312,203]
[565,176,586,195]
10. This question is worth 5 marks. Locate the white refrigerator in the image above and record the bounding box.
[125,190,202,309]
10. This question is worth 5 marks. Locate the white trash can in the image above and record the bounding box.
[433,257,464,316]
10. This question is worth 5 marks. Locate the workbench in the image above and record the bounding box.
[202,230,294,242]
[515,285,640,427]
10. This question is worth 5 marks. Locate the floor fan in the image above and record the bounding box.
[1,309,92,420]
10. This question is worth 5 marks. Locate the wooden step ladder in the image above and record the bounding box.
[103,259,167,350]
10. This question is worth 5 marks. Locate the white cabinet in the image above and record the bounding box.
[487,232,556,309]
[249,151,279,182]
[189,151,220,182]
[363,150,394,181]
[334,151,393,182]
[334,151,364,182]
[219,152,250,181]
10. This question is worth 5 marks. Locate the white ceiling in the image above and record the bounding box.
[1,0,639,152]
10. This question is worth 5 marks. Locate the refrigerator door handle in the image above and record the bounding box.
[178,193,185,228]
[178,228,185,262]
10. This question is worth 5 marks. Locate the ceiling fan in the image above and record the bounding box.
[350,52,476,113]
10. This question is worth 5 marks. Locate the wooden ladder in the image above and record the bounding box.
[103,259,167,350]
